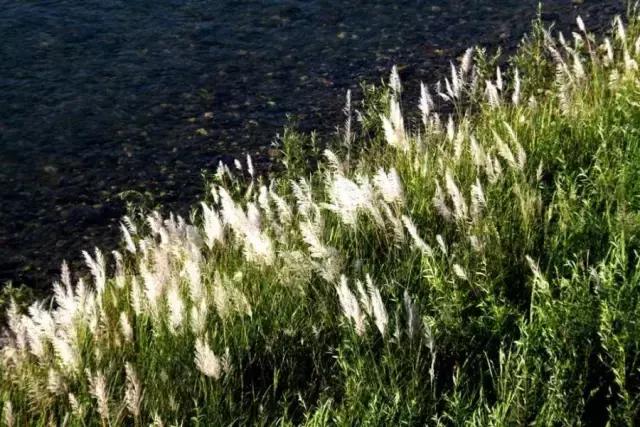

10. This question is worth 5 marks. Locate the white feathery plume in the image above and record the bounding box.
[381,99,408,151]
[113,250,126,289]
[389,65,402,96]
[167,281,184,332]
[247,154,255,178]
[53,333,79,373]
[573,51,585,79]
[300,219,329,259]
[494,130,517,169]
[356,279,372,316]
[335,275,366,336]
[419,82,434,126]
[3,400,14,427]
[436,234,447,256]
[269,187,293,224]
[120,312,133,343]
[83,247,106,295]
[401,215,433,256]
[258,185,274,221]
[366,274,388,336]
[485,80,500,108]
[453,264,468,280]
[125,362,143,418]
[470,135,485,168]
[47,368,65,396]
[403,290,420,339]
[201,202,224,249]
[89,371,110,421]
[496,66,504,91]
[460,47,474,75]
[245,202,262,233]
[446,115,455,142]
[234,158,243,171]
[292,178,317,218]
[323,149,343,173]
[445,170,468,221]
[324,174,378,227]
[512,68,521,106]
[184,258,203,304]
[373,168,404,205]
[471,178,486,220]
[121,223,137,254]
[432,181,453,221]
[130,277,143,317]
[195,336,222,379]
[576,16,586,33]
[190,298,209,335]
[450,62,461,98]
[382,203,405,244]
[615,16,626,42]
[635,36,640,56]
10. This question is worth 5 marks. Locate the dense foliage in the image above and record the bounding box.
[3,13,640,426]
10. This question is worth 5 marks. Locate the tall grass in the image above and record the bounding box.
[3,12,640,426]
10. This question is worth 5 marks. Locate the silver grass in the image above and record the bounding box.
[234,158,242,171]
[89,371,110,421]
[356,279,372,317]
[381,99,407,151]
[401,215,433,256]
[471,178,486,220]
[512,68,521,106]
[113,250,126,289]
[125,362,143,418]
[382,203,405,244]
[470,135,485,168]
[247,154,255,178]
[496,66,504,91]
[576,16,586,33]
[445,170,468,221]
[367,274,388,336]
[494,130,517,169]
[131,277,143,317]
[167,282,184,333]
[258,185,274,222]
[403,290,420,339]
[201,202,224,249]
[432,181,453,221]
[436,234,447,256]
[300,219,330,259]
[195,336,222,379]
[53,333,79,373]
[323,149,343,173]
[47,368,65,396]
[446,115,455,142]
[419,82,434,126]
[460,47,474,76]
[336,275,366,336]
[3,400,14,427]
[83,247,106,295]
[453,263,468,280]
[485,80,500,108]
[269,187,293,224]
[389,65,402,96]
[120,312,134,343]
[121,222,137,253]
[373,168,404,205]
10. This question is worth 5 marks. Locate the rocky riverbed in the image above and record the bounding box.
[0,0,624,289]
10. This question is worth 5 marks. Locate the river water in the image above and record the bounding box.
[0,0,623,288]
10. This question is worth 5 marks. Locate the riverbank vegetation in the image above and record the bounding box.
[3,12,640,426]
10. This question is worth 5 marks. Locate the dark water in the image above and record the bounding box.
[0,0,623,288]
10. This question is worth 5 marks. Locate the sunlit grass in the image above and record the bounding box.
[3,12,640,426]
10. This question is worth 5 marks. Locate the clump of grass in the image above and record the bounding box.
[3,12,640,426]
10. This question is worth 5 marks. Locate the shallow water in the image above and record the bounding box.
[0,0,623,288]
